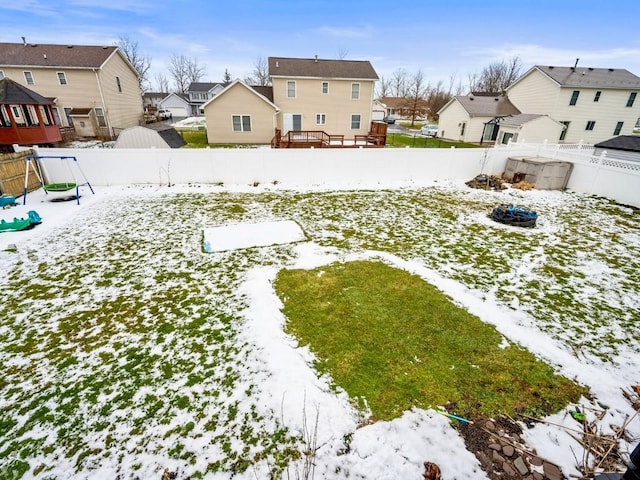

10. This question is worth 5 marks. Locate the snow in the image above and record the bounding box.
[0,182,638,480]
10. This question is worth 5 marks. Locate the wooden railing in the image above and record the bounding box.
[272,126,385,149]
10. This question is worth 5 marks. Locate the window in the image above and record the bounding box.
[232,115,251,132]
[95,107,107,127]
[559,121,570,141]
[23,71,34,85]
[460,122,466,136]
[569,90,580,106]
[351,83,360,100]
[585,120,596,131]
[11,106,23,124]
[287,81,296,98]
[501,132,514,144]
[626,92,637,107]
[38,106,52,125]
[350,114,361,129]
[0,105,10,126]
[64,107,73,127]
[116,76,122,92]
[594,91,601,102]
[57,72,67,85]
[51,107,61,126]
[315,113,326,125]
[613,121,624,135]
[0,70,5,80]
[321,82,329,94]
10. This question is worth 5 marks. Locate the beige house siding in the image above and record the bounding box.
[97,52,143,135]
[498,117,563,144]
[271,77,374,136]
[437,99,487,142]
[0,50,142,139]
[204,83,277,144]
[507,68,640,143]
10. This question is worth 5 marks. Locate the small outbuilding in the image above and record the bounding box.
[503,157,573,190]
[593,135,640,163]
[114,123,186,149]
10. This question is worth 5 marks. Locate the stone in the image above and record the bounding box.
[543,462,563,480]
[485,420,496,430]
[502,445,515,457]
[492,450,505,463]
[503,462,517,477]
[524,476,534,480]
[530,456,543,466]
[533,473,543,480]
[514,456,529,476]
[489,443,502,451]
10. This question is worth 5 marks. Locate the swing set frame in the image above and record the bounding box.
[23,155,95,205]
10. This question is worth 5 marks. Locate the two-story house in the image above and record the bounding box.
[0,41,143,140]
[506,65,640,144]
[202,56,378,145]
[188,82,227,116]
[438,65,640,144]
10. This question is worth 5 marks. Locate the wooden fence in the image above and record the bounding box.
[0,149,42,197]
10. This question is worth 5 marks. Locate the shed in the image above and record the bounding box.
[593,135,640,163]
[503,157,573,190]
[114,123,186,149]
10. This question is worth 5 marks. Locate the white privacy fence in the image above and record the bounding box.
[32,142,640,207]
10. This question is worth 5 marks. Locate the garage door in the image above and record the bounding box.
[165,106,188,118]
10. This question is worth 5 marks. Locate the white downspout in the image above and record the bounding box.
[93,68,113,138]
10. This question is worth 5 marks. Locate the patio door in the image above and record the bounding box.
[283,113,302,133]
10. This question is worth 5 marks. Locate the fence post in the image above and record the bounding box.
[589,150,606,194]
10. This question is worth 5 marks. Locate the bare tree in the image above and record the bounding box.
[244,57,270,86]
[117,36,151,91]
[168,54,205,93]
[154,72,170,93]
[223,68,232,84]
[397,70,429,125]
[425,81,453,120]
[391,68,409,97]
[469,56,523,94]
[376,76,391,98]
[336,47,349,60]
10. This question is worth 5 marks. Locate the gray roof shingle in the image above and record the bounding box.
[455,95,520,117]
[268,57,378,80]
[0,42,118,69]
[534,65,640,89]
[594,135,640,152]
[0,77,52,104]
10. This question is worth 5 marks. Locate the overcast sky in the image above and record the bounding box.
[2,0,640,92]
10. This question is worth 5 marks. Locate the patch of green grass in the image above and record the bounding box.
[385,133,480,148]
[178,130,208,148]
[276,260,587,420]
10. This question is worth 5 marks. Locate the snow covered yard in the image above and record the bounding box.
[0,183,638,480]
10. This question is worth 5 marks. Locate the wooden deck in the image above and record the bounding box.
[271,122,387,148]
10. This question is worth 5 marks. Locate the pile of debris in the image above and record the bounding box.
[511,181,537,191]
[466,175,507,191]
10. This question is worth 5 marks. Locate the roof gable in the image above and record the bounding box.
[268,56,378,80]
[189,82,227,93]
[202,80,277,110]
[453,95,520,117]
[0,77,52,104]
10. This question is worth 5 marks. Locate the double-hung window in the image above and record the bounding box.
[350,114,361,129]
[287,81,296,98]
[613,121,624,135]
[57,72,68,85]
[116,76,122,92]
[24,71,34,85]
[351,83,360,100]
[232,115,251,132]
[627,92,637,107]
[569,90,579,106]
[315,113,326,125]
[321,82,329,94]
[585,120,596,131]
[95,108,107,127]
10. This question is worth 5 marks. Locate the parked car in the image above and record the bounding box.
[420,124,438,137]
[383,116,396,124]
[157,109,172,120]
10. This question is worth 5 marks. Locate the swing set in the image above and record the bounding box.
[23,155,94,205]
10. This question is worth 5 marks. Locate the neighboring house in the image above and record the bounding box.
[506,65,640,143]
[268,56,379,138]
[114,123,186,149]
[437,94,520,143]
[158,93,190,118]
[0,41,143,140]
[496,114,565,145]
[593,135,640,162]
[202,79,278,144]
[188,82,227,116]
[379,96,429,120]
[142,92,166,112]
[0,77,61,147]
[372,98,386,121]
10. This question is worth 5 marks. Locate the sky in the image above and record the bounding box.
[2,0,640,92]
